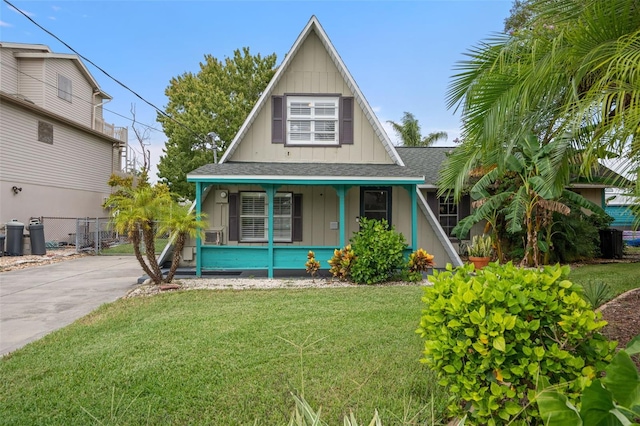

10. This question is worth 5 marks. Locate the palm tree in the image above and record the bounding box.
[449,133,605,267]
[156,203,207,283]
[387,112,447,147]
[446,0,640,192]
[106,180,172,284]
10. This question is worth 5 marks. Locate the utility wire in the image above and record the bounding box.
[0,61,164,134]
[3,0,203,141]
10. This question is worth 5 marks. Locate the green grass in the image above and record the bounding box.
[101,238,169,255]
[0,286,448,425]
[568,262,640,298]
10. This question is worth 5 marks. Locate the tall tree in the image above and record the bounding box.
[444,0,640,197]
[387,112,447,147]
[157,47,277,199]
[439,0,640,263]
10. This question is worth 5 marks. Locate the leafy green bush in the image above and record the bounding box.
[416,262,616,425]
[550,201,613,263]
[349,218,408,284]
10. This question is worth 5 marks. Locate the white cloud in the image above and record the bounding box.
[371,106,381,113]
[48,16,56,20]
[7,4,34,17]
[52,6,61,11]
[0,20,12,27]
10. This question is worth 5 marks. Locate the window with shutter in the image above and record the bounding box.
[239,192,293,242]
[272,95,354,146]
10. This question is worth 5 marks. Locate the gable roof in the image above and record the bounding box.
[219,15,404,166]
[0,42,111,100]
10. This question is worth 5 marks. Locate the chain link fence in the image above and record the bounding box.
[40,217,128,253]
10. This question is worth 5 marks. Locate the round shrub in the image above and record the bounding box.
[416,262,616,425]
[349,218,407,284]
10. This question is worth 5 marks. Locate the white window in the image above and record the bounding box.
[439,196,458,238]
[57,74,72,102]
[240,192,292,242]
[287,96,338,145]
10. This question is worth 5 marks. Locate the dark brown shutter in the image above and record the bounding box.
[272,96,285,143]
[426,192,439,220]
[228,193,239,241]
[292,193,303,242]
[339,97,354,145]
[458,195,471,239]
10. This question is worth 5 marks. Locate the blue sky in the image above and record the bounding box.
[1,0,513,180]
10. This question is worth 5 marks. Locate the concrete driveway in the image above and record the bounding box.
[0,255,142,356]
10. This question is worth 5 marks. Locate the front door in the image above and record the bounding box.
[360,187,392,224]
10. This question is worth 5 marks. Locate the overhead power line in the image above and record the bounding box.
[0,61,164,134]
[3,0,202,140]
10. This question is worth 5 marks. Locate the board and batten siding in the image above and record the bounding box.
[0,49,20,94]
[229,30,394,165]
[43,58,94,128]
[199,185,341,247]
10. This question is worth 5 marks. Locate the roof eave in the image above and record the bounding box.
[187,175,425,185]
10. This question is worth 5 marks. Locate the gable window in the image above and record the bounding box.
[57,74,72,102]
[272,95,353,145]
[360,187,392,224]
[439,195,458,238]
[239,192,292,242]
[287,96,338,145]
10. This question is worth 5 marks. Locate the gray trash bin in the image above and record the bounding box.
[6,220,24,256]
[0,234,4,256]
[29,223,46,255]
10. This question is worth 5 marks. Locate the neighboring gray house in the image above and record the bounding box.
[0,42,130,244]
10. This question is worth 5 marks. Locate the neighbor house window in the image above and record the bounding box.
[38,121,53,144]
[57,74,72,102]
[240,192,292,242]
[287,96,339,145]
[439,195,458,237]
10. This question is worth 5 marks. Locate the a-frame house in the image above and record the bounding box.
[184,16,462,277]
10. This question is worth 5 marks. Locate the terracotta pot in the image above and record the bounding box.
[468,256,490,270]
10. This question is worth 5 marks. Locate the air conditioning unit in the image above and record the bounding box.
[204,227,226,245]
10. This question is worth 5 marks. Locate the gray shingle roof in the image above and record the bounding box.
[188,147,458,184]
[188,162,423,180]
[396,147,456,185]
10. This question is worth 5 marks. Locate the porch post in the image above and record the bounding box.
[195,181,202,277]
[265,185,275,278]
[336,185,346,247]
[411,184,418,250]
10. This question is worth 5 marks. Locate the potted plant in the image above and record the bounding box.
[466,234,493,270]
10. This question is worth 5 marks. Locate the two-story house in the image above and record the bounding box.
[0,42,130,244]
[182,16,463,277]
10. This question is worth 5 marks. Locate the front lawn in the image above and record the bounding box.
[568,262,640,297]
[0,286,448,425]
